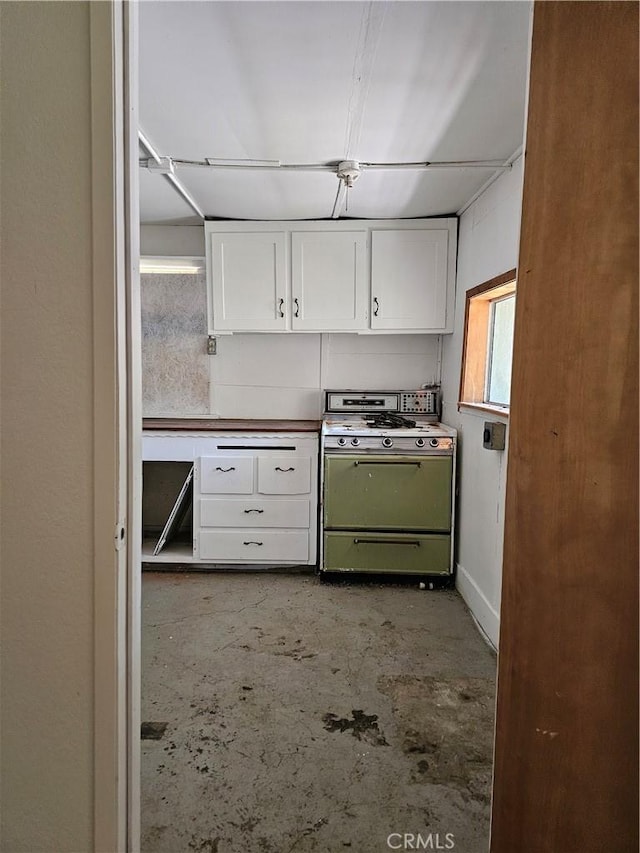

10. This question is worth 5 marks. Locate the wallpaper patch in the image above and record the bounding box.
[141,272,209,415]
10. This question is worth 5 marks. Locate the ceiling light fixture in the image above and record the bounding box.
[140,257,205,275]
[332,160,361,218]
[336,160,361,188]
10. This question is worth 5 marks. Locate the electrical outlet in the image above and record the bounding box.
[207,336,217,355]
[483,421,506,450]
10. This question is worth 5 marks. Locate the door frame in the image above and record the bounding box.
[96,3,638,850]
[90,2,141,850]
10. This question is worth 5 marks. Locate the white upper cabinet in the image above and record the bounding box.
[371,227,453,332]
[205,219,456,334]
[208,231,287,331]
[291,231,367,331]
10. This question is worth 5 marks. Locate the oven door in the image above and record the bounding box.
[323,453,452,532]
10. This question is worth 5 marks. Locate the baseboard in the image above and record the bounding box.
[456,563,500,649]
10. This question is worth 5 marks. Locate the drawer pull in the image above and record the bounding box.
[353,538,421,547]
[215,466,236,472]
[354,460,421,467]
[218,445,296,450]
[243,508,264,514]
[243,540,263,546]
[275,466,295,472]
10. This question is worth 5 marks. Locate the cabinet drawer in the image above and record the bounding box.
[258,456,311,494]
[199,456,253,494]
[200,498,310,528]
[323,532,451,575]
[199,529,309,562]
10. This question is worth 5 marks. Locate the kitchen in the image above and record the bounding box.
[138,3,526,850]
[1,2,636,852]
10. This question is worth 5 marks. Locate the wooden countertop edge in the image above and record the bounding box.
[142,418,321,432]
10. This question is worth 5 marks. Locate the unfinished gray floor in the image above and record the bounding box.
[141,572,496,853]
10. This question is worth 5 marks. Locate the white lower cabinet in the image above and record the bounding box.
[199,498,310,528]
[257,456,311,494]
[194,433,318,565]
[199,530,309,562]
[200,456,254,493]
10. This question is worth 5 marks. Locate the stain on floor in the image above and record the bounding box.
[379,675,495,802]
[188,837,220,853]
[322,710,389,746]
[141,721,168,740]
[142,572,496,853]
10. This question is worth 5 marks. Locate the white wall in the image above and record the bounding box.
[209,332,440,419]
[140,223,205,256]
[440,157,524,647]
[140,225,441,419]
[0,3,121,849]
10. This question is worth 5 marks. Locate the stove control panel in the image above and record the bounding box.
[325,388,440,417]
[324,435,454,453]
[400,390,438,415]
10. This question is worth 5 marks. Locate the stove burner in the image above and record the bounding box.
[364,412,417,430]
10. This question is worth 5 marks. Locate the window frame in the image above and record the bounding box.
[458,269,517,417]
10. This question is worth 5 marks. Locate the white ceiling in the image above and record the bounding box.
[138,1,532,225]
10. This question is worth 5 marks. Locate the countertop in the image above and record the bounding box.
[143,418,321,432]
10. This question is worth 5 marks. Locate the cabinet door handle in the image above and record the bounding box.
[354,460,421,467]
[275,466,295,472]
[243,541,263,546]
[244,508,264,514]
[294,298,300,318]
[278,298,284,318]
[354,538,421,546]
[373,297,379,316]
[215,466,235,472]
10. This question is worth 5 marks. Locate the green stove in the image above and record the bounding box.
[320,389,456,577]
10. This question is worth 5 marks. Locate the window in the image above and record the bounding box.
[459,269,516,413]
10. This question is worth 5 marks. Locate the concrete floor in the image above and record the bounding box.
[141,572,496,853]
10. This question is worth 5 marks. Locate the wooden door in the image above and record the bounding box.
[291,230,367,331]
[491,4,639,852]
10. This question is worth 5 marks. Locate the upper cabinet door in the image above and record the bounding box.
[291,231,368,331]
[208,231,287,332]
[370,229,451,331]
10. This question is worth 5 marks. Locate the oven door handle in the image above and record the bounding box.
[353,538,421,546]
[353,460,422,467]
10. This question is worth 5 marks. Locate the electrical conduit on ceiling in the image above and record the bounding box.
[139,129,205,220]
